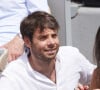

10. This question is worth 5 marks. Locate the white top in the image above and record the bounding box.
[0,46,95,90]
[0,0,49,45]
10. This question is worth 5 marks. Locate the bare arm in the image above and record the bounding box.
[1,34,24,62]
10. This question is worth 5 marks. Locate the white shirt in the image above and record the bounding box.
[0,46,95,90]
[0,0,49,45]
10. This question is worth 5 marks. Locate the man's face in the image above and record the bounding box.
[29,28,59,61]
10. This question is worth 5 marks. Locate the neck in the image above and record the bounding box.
[28,56,56,83]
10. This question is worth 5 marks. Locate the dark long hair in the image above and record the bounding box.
[94,27,100,67]
[90,27,100,90]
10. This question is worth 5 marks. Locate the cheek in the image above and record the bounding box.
[34,42,46,49]
[56,38,60,45]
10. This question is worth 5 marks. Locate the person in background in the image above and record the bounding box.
[0,0,50,62]
[0,11,95,90]
[89,27,100,90]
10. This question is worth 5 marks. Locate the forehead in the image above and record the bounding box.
[34,28,58,35]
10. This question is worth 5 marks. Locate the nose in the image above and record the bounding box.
[47,37,55,48]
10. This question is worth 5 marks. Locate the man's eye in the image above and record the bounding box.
[39,36,46,40]
[52,34,58,38]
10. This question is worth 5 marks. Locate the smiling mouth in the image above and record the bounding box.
[45,49,57,54]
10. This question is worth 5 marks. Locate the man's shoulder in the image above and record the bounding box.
[2,52,28,75]
[58,46,79,54]
[56,46,81,61]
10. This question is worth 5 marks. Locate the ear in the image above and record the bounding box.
[23,36,31,48]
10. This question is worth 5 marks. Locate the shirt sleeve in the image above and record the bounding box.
[25,0,50,13]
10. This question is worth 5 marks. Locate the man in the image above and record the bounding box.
[0,11,95,90]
